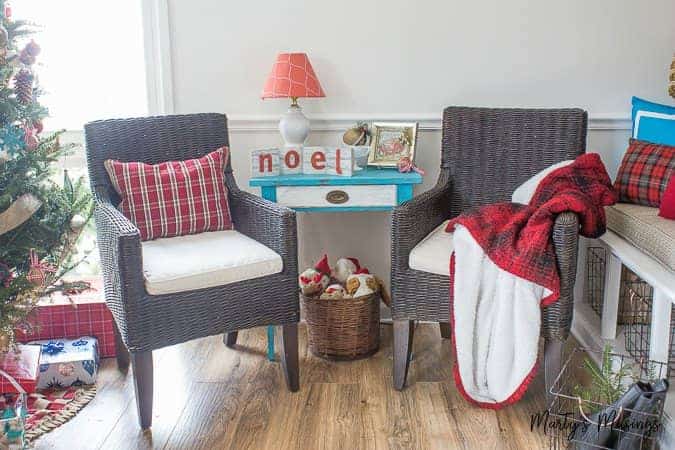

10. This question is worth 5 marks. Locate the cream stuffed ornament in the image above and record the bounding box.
[299,254,331,296]
[331,257,362,284]
[320,284,349,300]
[345,271,379,298]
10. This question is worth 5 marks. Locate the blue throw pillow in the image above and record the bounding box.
[631,96,675,146]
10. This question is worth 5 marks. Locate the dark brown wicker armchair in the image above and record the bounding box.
[85,113,300,429]
[391,107,587,399]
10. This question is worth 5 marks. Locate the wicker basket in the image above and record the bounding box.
[301,293,380,360]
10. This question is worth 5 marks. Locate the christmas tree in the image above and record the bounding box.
[0,1,92,351]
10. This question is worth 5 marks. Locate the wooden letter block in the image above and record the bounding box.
[280,146,303,175]
[325,147,353,177]
[251,148,280,176]
[302,147,326,174]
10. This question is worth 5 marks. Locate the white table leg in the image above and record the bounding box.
[573,237,588,305]
[601,252,622,340]
[649,288,672,368]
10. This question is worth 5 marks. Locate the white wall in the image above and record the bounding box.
[165,0,675,282]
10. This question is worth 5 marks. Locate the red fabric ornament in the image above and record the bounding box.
[26,249,55,287]
[397,156,425,175]
[33,120,43,134]
[659,175,675,220]
[18,40,40,65]
[314,254,330,275]
[24,126,38,151]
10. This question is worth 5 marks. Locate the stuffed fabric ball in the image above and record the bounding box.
[320,284,347,300]
[299,268,329,295]
[331,257,361,284]
[345,273,379,298]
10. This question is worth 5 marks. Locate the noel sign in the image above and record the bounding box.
[251,147,354,177]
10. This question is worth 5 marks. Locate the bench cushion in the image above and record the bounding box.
[606,203,675,271]
[141,230,283,295]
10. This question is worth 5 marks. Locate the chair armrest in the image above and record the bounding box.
[543,211,580,341]
[93,191,145,330]
[391,177,453,277]
[228,189,298,277]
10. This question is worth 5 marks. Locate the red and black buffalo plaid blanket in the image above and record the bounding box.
[446,153,617,408]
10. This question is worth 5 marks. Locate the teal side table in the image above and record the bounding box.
[249,168,423,361]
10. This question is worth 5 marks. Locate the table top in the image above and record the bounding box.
[249,168,423,187]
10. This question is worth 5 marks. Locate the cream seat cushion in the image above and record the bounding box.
[606,203,675,272]
[408,220,455,276]
[141,230,283,295]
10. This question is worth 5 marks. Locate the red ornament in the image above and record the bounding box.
[397,156,425,175]
[4,2,11,19]
[24,126,38,151]
[33,120,43,134]
[314,254,330,275]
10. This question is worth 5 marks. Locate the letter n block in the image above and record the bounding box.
[250,148,280,177]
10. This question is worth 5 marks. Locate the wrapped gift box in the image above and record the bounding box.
[15,278,117,358]
[0,345,41,394]
[29,337,99,390]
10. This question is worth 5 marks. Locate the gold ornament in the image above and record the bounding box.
[343,122,369,146]
[0,333,10,353]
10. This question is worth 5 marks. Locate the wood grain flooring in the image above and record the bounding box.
[33,323,567,450]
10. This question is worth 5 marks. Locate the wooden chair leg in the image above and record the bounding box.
[131,351,154,429]
[393,320,414,391]
[224,331,238,348]
[544,338,564,408]
[280,323,299,392]
[439,322,451,339]
[113,321,130,371]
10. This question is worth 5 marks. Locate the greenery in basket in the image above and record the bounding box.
[0,1,92,352]
[573,344,652,413]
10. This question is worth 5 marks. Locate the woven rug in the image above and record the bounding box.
[1,385,96,443]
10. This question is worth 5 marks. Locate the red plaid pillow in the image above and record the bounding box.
[614,139,675,207]
[104,147,233,241]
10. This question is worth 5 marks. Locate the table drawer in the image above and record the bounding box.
[276,185,397,208]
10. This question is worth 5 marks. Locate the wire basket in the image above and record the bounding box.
[584,248,652,326]
[623,282,675,379]
[586,247,607,315]
[547,348,668,450]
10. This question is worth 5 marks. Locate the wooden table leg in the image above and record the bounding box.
[601,252,622,341]
[267,325,275,361]
[649,288,672,371]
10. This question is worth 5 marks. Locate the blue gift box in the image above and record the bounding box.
[28,337,100,390]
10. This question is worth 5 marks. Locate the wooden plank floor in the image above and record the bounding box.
[33,323,562,450]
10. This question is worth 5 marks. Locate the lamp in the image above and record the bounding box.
[261,52,325,147]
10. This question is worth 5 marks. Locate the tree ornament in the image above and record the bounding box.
[0,194,42,236]
[18,40,40,66]
[4,1,12,20]
[26,249,56,287]
[343,122,369,146]
[23,125,38,151]
[70,214,86,231]
[33,119,43,134]
[0,333,9,353]
[14,69,33,104]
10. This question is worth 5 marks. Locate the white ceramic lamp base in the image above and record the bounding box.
[279,103,310,147]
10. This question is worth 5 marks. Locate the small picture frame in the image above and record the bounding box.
[368,122,418,168]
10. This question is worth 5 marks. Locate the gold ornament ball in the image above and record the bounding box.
[0,333,9,353]
[343,127,367,146]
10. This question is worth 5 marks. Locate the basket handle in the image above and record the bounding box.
[576,397,623,427]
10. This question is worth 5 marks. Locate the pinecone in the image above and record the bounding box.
[14,69,33,104]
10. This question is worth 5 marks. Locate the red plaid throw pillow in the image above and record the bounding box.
[614,139,675,207]
[104,147,233,241]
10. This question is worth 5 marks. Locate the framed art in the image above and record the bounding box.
[367,122,418,167]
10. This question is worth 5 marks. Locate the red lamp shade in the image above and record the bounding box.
[261,53,325,99]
